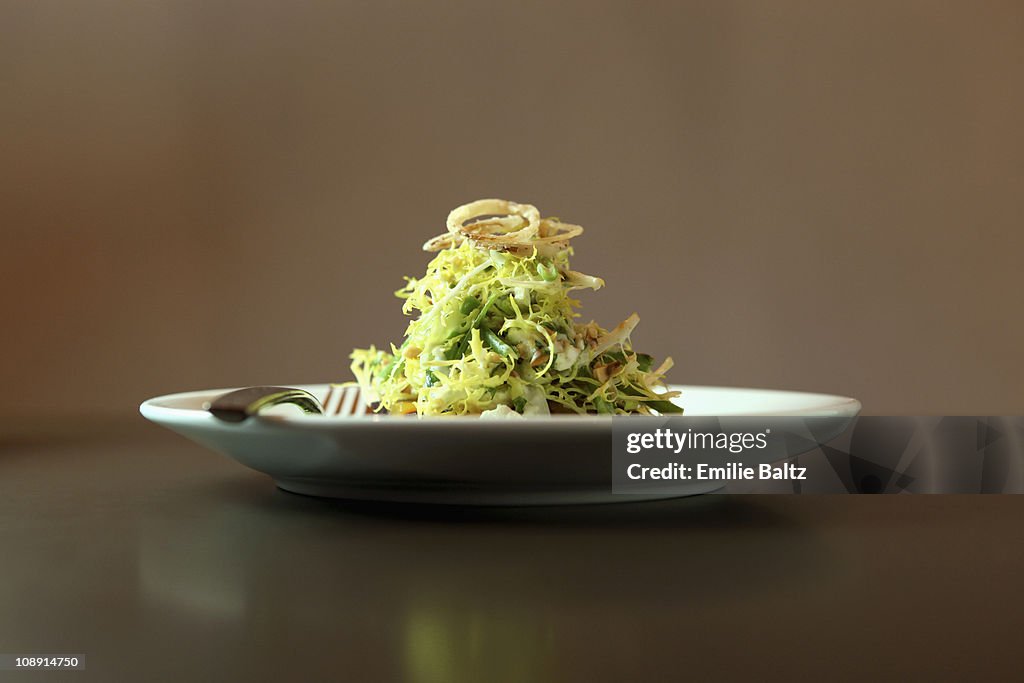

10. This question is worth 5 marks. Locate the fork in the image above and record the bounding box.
[320,384,374,417]
[206,385,371,421]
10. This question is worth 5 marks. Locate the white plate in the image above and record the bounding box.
[140,384,860,505]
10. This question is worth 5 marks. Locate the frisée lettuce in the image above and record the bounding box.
[349,199,681,417]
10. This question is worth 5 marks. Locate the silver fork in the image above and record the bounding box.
[320,384,373,417]
[207,385,371,421]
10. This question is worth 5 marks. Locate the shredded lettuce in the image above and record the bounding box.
[350,204,681,417]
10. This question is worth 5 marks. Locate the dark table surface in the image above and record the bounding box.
[1,419,1022,682]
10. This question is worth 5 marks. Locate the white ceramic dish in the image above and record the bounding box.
[140,384,860,505]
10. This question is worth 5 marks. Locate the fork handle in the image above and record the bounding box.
[205,386,323,422]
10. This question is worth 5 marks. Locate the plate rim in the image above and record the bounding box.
[140,383,862,427]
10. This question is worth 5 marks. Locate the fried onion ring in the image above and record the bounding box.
[448,199,540,242]
[422,199,584,253]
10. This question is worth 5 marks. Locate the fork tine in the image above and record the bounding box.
[321,384,373,417]
[339,385,358,417]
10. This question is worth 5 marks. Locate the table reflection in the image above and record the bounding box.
[135,486,835,681]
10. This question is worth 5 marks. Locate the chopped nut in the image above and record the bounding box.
[393,401,418,415]
[593,361,621,383]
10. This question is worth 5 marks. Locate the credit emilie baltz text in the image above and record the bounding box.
[623,427,807,481]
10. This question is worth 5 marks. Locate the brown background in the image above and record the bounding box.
[2,1,1021,417]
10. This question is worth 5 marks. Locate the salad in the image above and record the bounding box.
[350,199,681,417]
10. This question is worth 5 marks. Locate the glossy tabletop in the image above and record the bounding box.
[1,419,1021,682]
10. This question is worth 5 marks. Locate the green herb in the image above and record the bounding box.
[646,400,683,415]
[482,328,516,358]
[459,295,481,315]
